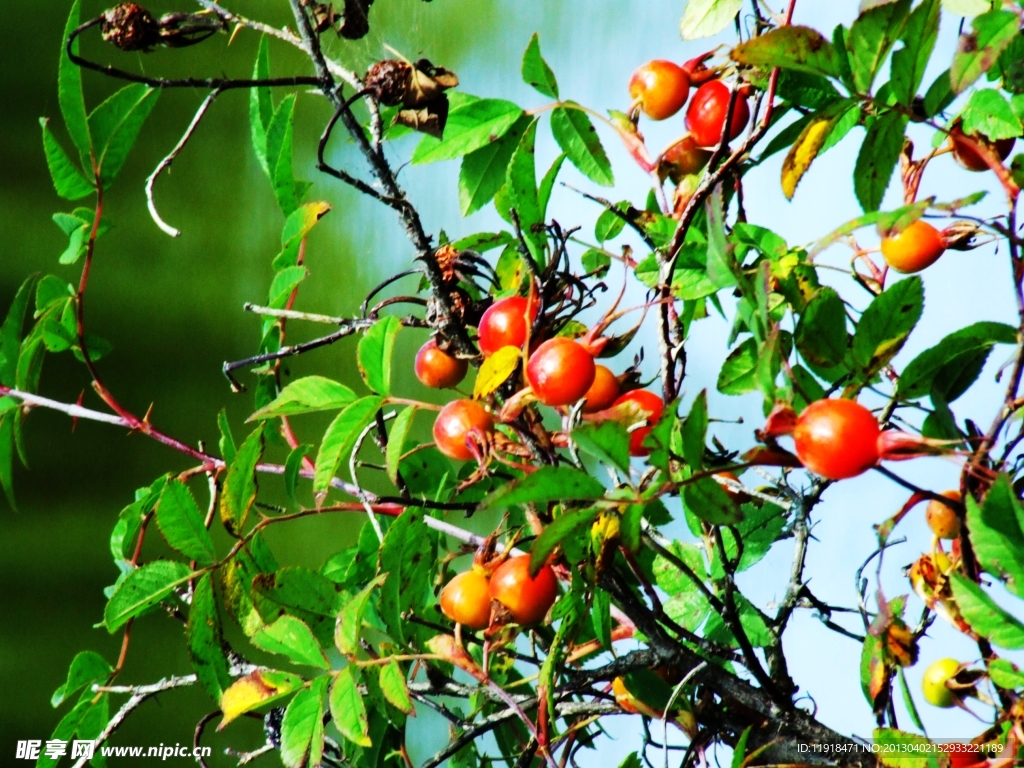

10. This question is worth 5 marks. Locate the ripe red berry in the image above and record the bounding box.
[793,399,879,480]
[659,134,712,181]
[582,364,621,414]
[629,60,690,121]
[612,389,665,457]
[488,555,558,625]
[414,339,468,389]
[477,297,536,356]
[950,124,1015,172]
[685,79,750,148]
[880,220,946,274]
[526,337,596,407]
[432,399,494,462]
[439,569,492,630]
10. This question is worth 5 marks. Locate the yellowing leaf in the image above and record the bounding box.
[781,112,836,200]
[473,345,522,399]
[219,670,304,727]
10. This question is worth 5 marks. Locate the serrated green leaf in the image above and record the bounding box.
[683,476,742,525]
[950,11,1020,94]
[717,337,759,395]
[217,409,236,465]
[335,574,387,656]
[330,667,371,747]
[482,465,605,512]
[253,615,329,669]
[385,407,416,486]
[280,676,327,768]
[186,573,232,701]
[572,420,631,475]
[1,277,35,388]
[950,573,1024,649]
[88,83,159,185]
[682,390,708,471]
[966,475,1024,598]
[51,651,112,708]
[898,321,1015,401]
[156,479,216,565]
[249,376,357,421]
[250,36,273,176]
[531,507,600,576]
[314,396,385,494]
[267,94,298,215]
[521,33,558,98]
[507,118,545,263]
[851,276,922,379]
[459,115,531,216]
[795,287,847,368]
[357,317,400,396]
[379,508,433,644]
[413,94,524,164]
[104,560,192,632]
[989,658,1024,689]
[379,659,414,714]
[59,0,91,158]
[40,119,94,200]
[962,88,1023,141]
[219,428,264,536]
[854,112,908,213]
[680,0,742,40]
[551,104,613,187]
[731,26,840,78]
[846,0,911,95]
[890,0,940,106]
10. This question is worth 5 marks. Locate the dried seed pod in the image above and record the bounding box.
[101,3,161,51]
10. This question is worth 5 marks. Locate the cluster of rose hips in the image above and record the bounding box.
[413,292,666,628]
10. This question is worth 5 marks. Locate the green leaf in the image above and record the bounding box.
[59,0,91,158]
[851,276,923,378]
[156,479,216,565]
[250,376,357,421]
[267,266,308,310]
[522,33,558,98]
[531,507,600,576]
[507,119,545,262]
[251,566,345,646]
[1,276,36,388]
[898,322,1015,400]
[967,475,1024,598]
[923,68,955,117]
[551,104,613,187]
[217,409,236,465]
[718,502,788,572]
[846,0,911,95]
[950,11,1020,94]
[731,728,753,768]
[781,99,859,200]
[266,94,299,215]
[104,560,192,632]
[989,658,1024,689]
[51,651,111,708]
[950,573,1024,649]
[413,95,524,164]
[854,112,908,213]
[57,223,88,265]
[253,615,330,669]
[890,0,940,106]
[795,287,847,368]
[871,729,937,768]
[942,0,989,15]
[186,573,232,701]
[705,189,737,289]
[284,444,311,510]
[357,317,400,396]
[962,88,1023,141]
[680,0,743,40]
[897,667,927,734]
[595,207,626,242]
[682,390,708,472]
[335,574,387,656]
[330,667,371,747]
[683,477,742,525]
[459,115,532,216]
[482,466,605,512]
[313,396,385,493]
[731,26,840,78]
[386,406,416,486]
[572,420,631,475]
[717,337,759,395]
[40,119,94,200]
[582,248,612,278]
[379,508,434,644]
[88,83,159,186]
[379,659,415,714]
[219,427,264,536]
[281,676,327,768]
[539,151,565,224]
[250,36,273,176]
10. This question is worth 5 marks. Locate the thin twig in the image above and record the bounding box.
[146,89,222,237]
